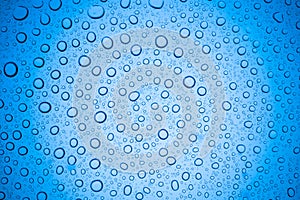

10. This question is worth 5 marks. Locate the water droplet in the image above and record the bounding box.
[90,180,103,192]
[61,17,72,29]
[88,5,105,19]
[183,76,196,88]
[149,0,164,9]
[155,35,168,48]
[287,187,295,197]
[179,28,190,38]
[94,111,107,123]
[3,62,18,78]
[273,12,284,23]
[54,147,65,159]
[102,36,114,49]
[158,129,169,140]
[78,55,91,67]
[120,0,131,8]
[130,44,142,56]
[48,0,62,11]
[13,6,29,21]
[16,32,27,43]
[38,102,51,113]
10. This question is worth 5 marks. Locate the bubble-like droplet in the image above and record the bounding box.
[197,86,207,96]
[88,5,105,19]
[16,32,27,43]
[236,144,246,153]
[0,99,4,109]
[158,129,169,140]
[13,6,29,21]
[130,44,142,56]
[120,0,131,8]
[218,1,226,8]
[195,30,204,39]
[67,107,78,118]
[296,21,300,30]
[179,28,190,38]
[128,91,140,101]
[33,57,45,68]
[123,145,133,154]
[173,47,183,58]
[222,101,232,111]
[149,0,164,9]
[102,36,114,49]
[216,17,226,26]
[90,180,103,192]
[268,130,278,139]
[94,111,107,123]
[171,180,179,191]
[166,156,176,165]
[129,15,138,25]
[183,76,196,88]
[287,187,295,197]
[38,102,51,113]
[40,13,51,25]
[54,147,65,159]
[124,185,132,196]
[106,67,116,77]
[92,66,101,76]
[36,191,47,200]
[261,84,270,93]
[90,138,101,149]
[61,17,72,29]
[273,12,283,23]
[155,35,168,48]
[3,62,18,78]
[18,148,28,159]
[237,46,246,55]
[120,33,131,44]
[78,55,91,67]
[48,0,62,11]
[202,45,211,54]
[89,158,101,170]
[194,158,203,166]
[244,121,253,128]
[98,87,108,96]
[86,31,96,43]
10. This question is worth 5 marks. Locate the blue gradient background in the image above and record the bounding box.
[0,0,299,199]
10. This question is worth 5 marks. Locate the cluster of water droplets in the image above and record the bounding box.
[0,0,299,199]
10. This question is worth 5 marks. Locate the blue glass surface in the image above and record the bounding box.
[0,0,299,199]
